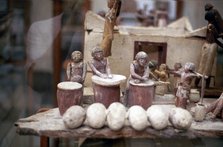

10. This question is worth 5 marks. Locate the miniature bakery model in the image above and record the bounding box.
[15,2,223,146]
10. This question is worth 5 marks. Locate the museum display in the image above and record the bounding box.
[14,2,223,147]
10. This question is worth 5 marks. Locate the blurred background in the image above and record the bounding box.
[0,0,223,147]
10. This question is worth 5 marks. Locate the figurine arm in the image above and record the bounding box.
[88,61,107,78]
[154,70,166,77]
[106,58,113,78]
[66,62,71,80]
[208,24,223,48]
[168,69,181,76]
[82,62,87,83]
[142,66,150,79]
[130,63,143,80]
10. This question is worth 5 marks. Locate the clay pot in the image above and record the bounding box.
[127,80,155,109]
[57,81,83,115]
[190,89,200,103]
[92,74,126,107]
[194,104,206,121]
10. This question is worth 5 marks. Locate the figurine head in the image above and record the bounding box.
[205,3,213,11]
[107,0,116,9]
[184,62,195,73]
[91,47,104,61]
[135,51,148,67]
[205,11,216,23]
[174,62,182,71]
[71,51,82,63]
[159,64,167,71]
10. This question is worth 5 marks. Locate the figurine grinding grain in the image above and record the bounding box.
[66,51,87,84]
[173,62,202,109]
[129,51,150,84]
[126,51,150,101]
[88,47,113,79]
[100,0,122,57]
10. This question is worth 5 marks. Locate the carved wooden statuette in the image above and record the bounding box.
[129,51,150,84]
[66,51,87,84]
[88,46,112,79]
[101,0,122,57]
[127,51,155,109]
[88,47,126,107]
[195,3,223,88]
[173,62,201,109]
[154,64,170,95]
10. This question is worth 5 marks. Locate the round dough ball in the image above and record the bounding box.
[107,102,126,131]
[62,105,85,129]
[147,105,168,130]
[169,108,192,130]
[128,105,149,131]
[86,103,107,129]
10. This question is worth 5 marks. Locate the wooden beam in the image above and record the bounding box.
[53,0,62,107]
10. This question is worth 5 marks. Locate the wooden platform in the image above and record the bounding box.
[15,105,223,140]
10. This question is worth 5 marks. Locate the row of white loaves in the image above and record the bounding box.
[63,102,193,131]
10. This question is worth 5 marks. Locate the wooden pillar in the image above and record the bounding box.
[83,0,91,13]
[40,136,49,147]
[176,0,184,19]
[53,0,62,107]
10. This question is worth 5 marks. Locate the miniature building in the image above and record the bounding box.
[84,11,220,90]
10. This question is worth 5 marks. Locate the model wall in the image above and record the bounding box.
[84,31,205,89]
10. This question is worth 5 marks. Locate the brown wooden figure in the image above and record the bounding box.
[154,64,170,95]
[66,51,87,84]
[88,46,112,79]
[101,0,122,57]
[195,3,223,88]
[154,64,169,82]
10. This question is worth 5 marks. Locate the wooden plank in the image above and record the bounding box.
[15,105,223,139]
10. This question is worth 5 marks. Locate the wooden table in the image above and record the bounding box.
[15,104,223,147]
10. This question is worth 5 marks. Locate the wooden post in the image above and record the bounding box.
[40,136,49,147]
[176,0,184,19]
[53,0,62,107]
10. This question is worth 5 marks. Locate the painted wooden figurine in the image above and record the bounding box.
[88,46,112,79]
[129,51,150,84]
[101,0,122,57]
[173,62,201,109]
[195,3,223,88]
[154,64,170,95]
[127,51,155,109]
[168,62,183,94]
[66,51,87,84]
